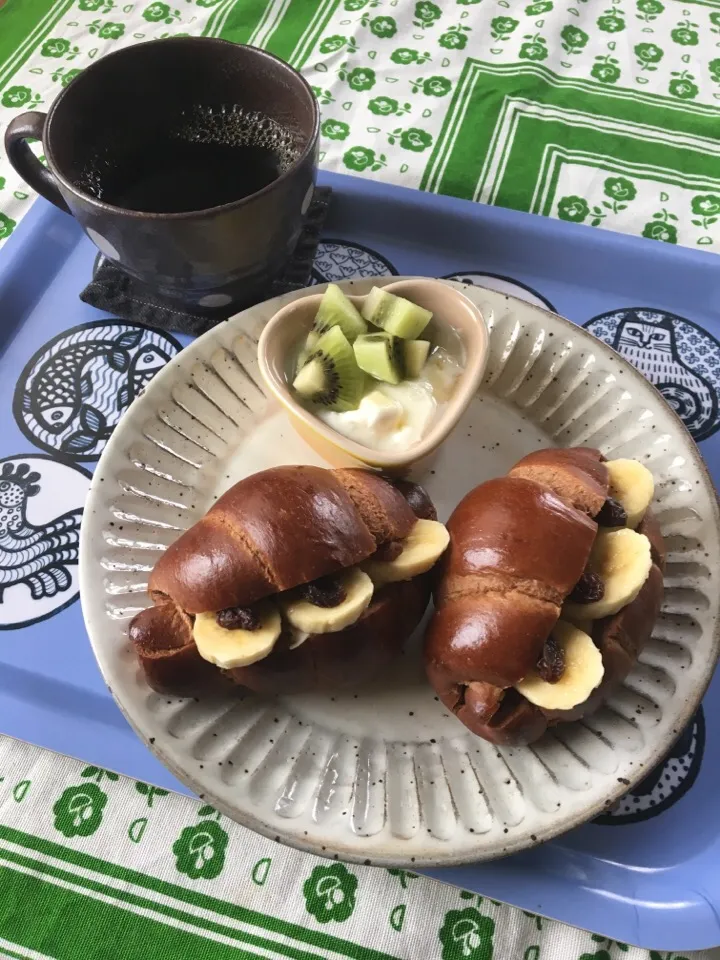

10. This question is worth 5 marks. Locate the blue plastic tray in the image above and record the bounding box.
[1,171,719,952]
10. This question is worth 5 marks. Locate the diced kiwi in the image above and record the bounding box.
[361,287,432,339]
[296,330,320,375]
[353,332,405,385]
[292,325,364,411]
[403,339,430,378]
[313,284,367,341]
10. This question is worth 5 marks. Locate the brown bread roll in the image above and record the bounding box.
[426,447,664,745]
[130,466,439,695]
[149,465,417,613]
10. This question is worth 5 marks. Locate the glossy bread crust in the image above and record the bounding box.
[131,468,434,694]
[129,601,219,696]
[427,451,604,702]
[426,447,665,745]
[150,466,378,614]
[509,446,609,516]
[435,476,598,606]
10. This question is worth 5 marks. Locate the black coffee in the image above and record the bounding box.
[79,105,300,214]
[103,139,283,214]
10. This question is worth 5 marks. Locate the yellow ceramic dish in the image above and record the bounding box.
[257,277,488,472]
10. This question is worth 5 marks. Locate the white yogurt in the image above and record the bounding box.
[319,380,435,451]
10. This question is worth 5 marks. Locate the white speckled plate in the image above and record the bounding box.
[80,278,720,867]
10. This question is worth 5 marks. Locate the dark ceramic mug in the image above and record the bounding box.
[4,37,319,312]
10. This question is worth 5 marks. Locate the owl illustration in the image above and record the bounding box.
[609,312,717,439]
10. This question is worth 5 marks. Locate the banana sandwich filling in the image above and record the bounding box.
[192,518,450,670]
[514,458,655,712]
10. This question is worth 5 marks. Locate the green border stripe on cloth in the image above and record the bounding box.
[0,847,326,960]
[0,827,401,960]
[0,866,266,960]
[213,0,338,66]
[422,60,720,199]
[0,0,75,91]
[202,0,263,41]
[0,944,41,960]
[207,0,286,45]
[277,0,339,67]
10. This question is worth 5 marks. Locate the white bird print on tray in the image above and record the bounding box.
[0,462,81,601]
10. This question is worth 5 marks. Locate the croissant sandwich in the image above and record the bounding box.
[425,447,665,745]
[129,465,449,695]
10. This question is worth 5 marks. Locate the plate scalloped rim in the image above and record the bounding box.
[80,278,720,867]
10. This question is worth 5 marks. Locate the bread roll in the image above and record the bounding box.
[149,465,417,613]
[426,447,664,744]
[130,467,438,695]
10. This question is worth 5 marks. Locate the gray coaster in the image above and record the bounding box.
[79,186,332,336]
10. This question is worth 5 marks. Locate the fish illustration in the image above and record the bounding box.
[15,321,181,460]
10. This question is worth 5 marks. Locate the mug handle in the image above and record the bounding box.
[4,112,70,213]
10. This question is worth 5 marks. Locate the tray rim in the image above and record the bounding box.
[3,185,720,949]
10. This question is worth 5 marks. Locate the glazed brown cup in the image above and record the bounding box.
[4,37,319,313]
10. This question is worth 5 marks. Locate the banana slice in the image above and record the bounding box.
[515,621,604,711]
[288,630,310,650]
[565,528,652,621]
[193,601,281,669]
[607,458,655,529]
[565,616,593,638]
[281,567,373,634]
[364,519,449,585]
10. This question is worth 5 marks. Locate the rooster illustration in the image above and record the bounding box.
[0,462,82,601]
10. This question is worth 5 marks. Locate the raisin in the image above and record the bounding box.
[536,634,565,683]
[595,496,627,527]
[391,479,437,521]
[569,571,605,604]
[375,540,403,562]
[216,606,261,630]
[299,576,346,607]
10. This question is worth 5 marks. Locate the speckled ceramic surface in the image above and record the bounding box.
[80,278,720,867]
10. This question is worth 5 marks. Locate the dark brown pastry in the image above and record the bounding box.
[425,447,664,745]
[130,466,438,695]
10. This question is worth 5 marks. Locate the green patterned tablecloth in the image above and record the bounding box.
[0,734,714,960]
[3,0,720,245]
[1,0,720,957]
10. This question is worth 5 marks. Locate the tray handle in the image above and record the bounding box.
[4,112,70,214]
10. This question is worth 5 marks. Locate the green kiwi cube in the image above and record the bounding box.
[313,284,367,341]
[296,330,320,375]
[353,332,404,385]
[293,358,326,397]
[361,287,432,339]
[292,325,364,412]
[403,339,430,378]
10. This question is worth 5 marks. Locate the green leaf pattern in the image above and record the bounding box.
[53,783,108,837]
[2,0,720,252]
[0,731,711,957]
[302,863,358,923]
